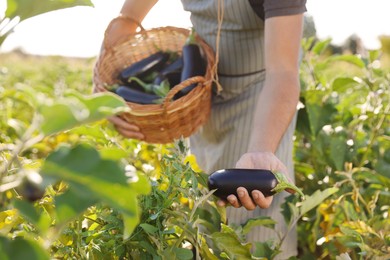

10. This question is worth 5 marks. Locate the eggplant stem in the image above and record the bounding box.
[129,77,153,92]
[271,171,305,200]
[185,28,198,45]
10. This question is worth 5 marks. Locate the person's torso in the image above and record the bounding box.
[181,0,265,76]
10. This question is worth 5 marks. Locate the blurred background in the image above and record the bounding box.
[1,0,390,58]
[1,1,389,259]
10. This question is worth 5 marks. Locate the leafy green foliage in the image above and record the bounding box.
[5,0,93,20]
[1,35,389,259]
[38,90,129,135]
[296,37,390,259]
[0,236,50,260]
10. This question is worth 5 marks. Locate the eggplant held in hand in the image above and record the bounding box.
[118,51,170,83]
[208,169,305,200]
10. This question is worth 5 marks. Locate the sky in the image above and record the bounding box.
[1,0,390,58]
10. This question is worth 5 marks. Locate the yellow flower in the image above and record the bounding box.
[184,154,202,173]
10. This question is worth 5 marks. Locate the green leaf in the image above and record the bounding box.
[38,98,86,135]
[242,216,276,235]
[6,0,93,21]
[99,147,129,161]
[13,200,40,226]
[200,237,220,260]
[0,236,50,260]
[272,172,305,199]
[281,195,300,225]
[312,38,332,55]
[38,92,128,135]
[330,131,348,171]
[211,224,252,259]
[122,205,140,239]
[327,55,366,68]
[252,241,277,259]
[139,223,159,234]
[343,201,359,221]
[368,49,381,63]
[41,144,150,238]
[305,95,337,136]
[171,248,194,260]
[128,172,151,196]
[301,37,316,52]
[13,199,51,234]
[375,159,390,178]
[300,187,339,216]
[54,188,99,224]
[296,101,311,137]
[65,91,129,122]
[331,77,361,93]
[194,203,222,234]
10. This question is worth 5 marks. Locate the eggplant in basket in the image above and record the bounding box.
[115,85,161,105]
[176,29,207,98]
[153,56,183,86]
[118,51,170,83]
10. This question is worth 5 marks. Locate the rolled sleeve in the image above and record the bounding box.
[264,0,307,19]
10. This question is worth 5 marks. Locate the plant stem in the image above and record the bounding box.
[0,114,43,184]
[273,214,301,259]
[358,97,390,168]
[76,217,88,259]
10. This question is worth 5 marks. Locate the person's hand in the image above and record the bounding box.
[99,17,143,140]
[108,115,145,140]
[217,151,290,210]
[98,16,139,61]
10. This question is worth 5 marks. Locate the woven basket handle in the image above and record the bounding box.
[162,76,206,108]
[102,14,146,51]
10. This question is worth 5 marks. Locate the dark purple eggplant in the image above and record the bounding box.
[153,56,184,86]
[115,86,161,104]
[208,169,305,200]
[158,71,182,88]
[119,51,170,83]
[177,29,207,98]
[16,172,45,202]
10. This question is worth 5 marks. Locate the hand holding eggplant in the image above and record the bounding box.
[209,152,304,210]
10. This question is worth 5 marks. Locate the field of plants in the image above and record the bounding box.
[0,36,389,260]
[1,1,390,259]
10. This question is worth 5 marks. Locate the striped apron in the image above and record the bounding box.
[181,0,298,258]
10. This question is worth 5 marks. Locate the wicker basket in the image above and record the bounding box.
[93,23,216,144]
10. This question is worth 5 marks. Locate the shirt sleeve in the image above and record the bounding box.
[264,0,307,19]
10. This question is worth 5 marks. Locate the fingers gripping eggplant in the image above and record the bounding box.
[115,86,161,104]
[119,51,170,83]
[208,169,305,200]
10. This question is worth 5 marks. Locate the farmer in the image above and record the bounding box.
[100,0,306,258]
